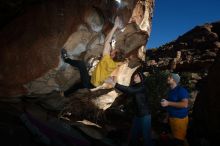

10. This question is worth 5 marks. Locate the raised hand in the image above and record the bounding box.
[114,16,121,28]
[161,99,169,107]
[104,77,116,87]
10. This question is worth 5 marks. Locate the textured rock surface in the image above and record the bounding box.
[0,0,154,97]
[192,54,220,144]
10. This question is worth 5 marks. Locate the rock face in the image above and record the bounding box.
[0,0,154,97]
[192,54,220,145]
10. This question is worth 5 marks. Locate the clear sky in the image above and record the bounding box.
[147,0,220,49]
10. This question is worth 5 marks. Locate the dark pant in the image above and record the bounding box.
[171,138,184,146]
[129,115,152,146]
[64,58,94,96]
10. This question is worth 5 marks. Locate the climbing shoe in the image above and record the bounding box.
[61,48,69,61]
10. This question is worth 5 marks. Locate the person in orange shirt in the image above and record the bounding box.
[61,16,125,96]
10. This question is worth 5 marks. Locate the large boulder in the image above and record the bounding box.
[0,0,154,98]
[192,54,220,145]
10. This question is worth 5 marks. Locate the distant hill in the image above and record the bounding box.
[146,21,220,72]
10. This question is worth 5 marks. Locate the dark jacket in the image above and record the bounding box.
[115,82,150,117]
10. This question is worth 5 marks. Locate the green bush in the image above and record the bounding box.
[145,70,170,125]
[179,72,195,92]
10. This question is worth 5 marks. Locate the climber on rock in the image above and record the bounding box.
[90,46,147,92]
[61,16,125,96]
[160,73,189,146]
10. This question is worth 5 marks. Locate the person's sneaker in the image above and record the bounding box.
[61,48,69,61]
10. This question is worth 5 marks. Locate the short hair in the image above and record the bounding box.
[113,49,125,62]
[130,67,145,85]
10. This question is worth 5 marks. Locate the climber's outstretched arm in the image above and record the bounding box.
[103,16,121,56]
